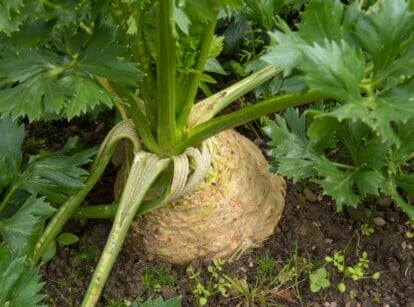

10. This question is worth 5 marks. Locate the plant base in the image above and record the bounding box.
[127,129,286,264]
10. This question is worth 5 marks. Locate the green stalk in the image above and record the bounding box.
[176,12,218,130]
[156,1,179,150]
[32,120,141,264]
[0,185,17,214]
[110,83,162,155]
[187,65,283,127]
[81,152,169,306]
[171,91,326,155]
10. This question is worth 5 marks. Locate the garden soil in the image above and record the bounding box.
[33,115,414,306]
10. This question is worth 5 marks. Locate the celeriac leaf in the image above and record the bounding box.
[19,143,97,202]
[0,244,44,307]
[78,27,144,86]
[63,76,113,120]
[354,0,414,79]
[395,174,414,198]
[354,170,383,197]
[0,117,25,180]
[301,40,365,103]
[314,159,360,209]
[0,196,56,254]
[0,0,24,35]
[264,109,320,181]
[297,0,346,44]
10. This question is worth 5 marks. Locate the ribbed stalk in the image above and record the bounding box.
[81,152,169,306]
[156,0,179,150]
[172,91,327,155]
[32,120,141,264]
[176,12,218,130]
[187,65,283,127]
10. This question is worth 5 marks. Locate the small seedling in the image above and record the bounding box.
[187,259,231,306]
[326,250,380,294]
[139,267,176,292]
[309,267,330,293]
[360,221,375,236]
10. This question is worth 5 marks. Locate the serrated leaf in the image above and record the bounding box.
[63,76,112,120]
[264,109,320,181]
[395,173,414,198]
[314,159,361,209]
[19,145,96,202]
[354,0,414,79]
[0,72,66,121]
[0,117,25,180]
[0,244,45,307]
[301,40,365,103]
[0,197,56,254]
[297,0,346,44]
[0,49,56,83]
[78,27,144,86]
[263,25,304,76]
[0,0,24,35]
[354,170,383,197]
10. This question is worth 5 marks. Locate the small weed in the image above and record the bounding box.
[187,259,231,306]
[253,252,276,276]
[139,267,176,292]
[309,268,330,293]
[360,221,375,236]
[325,250,380,295]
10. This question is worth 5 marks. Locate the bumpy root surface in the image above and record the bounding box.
[127,129,286,264]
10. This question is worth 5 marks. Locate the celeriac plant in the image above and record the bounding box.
[0,0,413,305]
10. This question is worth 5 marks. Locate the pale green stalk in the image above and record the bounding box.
[32,120,141,264]
[176,10,218,130]
[81,152,169,306]
[187,65,283,127]
[172,91,327,155]
[156,1,179,150]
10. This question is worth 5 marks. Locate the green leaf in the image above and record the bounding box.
[0,197,56,254]
[263,24,304,76]
[264,109,320,181]
[19,144,97,202]
[354,0,414,79]
[314,159,361,209]
[301,40,365,103]
[0,117,25,182]
[56,233,79,246]
[395,173,414,198]
[354,170,383,197]
[77,26,144,86]
[0,244,45,307]
[0,0,24,35]
[62,76,113,120]
[297,0,346,44]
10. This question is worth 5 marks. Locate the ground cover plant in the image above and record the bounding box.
[0,0,413,305]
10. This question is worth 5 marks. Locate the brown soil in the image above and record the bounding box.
[36,116,414,307]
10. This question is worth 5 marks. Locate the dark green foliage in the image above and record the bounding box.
[264,0,414,218]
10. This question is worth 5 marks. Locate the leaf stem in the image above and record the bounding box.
[0,185,17,214]
[156,1,179,150]
[32,120,141,264]
[81,152,169,306]
[172,91,326,154]
[176,9,218,130]
[187,65,283,127]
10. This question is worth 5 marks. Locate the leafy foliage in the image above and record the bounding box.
[0,117,96,303]
[264,0,414,218]
[0,1,143,121]
[0,244,45,307]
